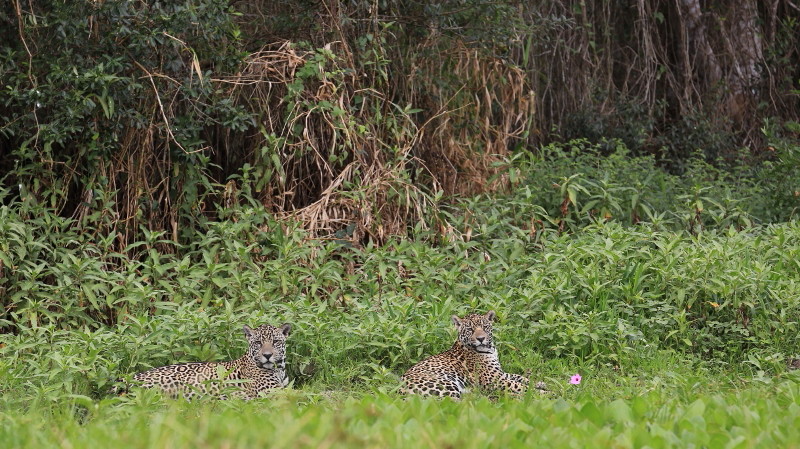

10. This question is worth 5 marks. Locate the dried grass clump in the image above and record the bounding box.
[214,42,419,242]
[408,40,534,196]
[215,38,533,243]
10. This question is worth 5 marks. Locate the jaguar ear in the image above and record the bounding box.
[485,310,497,322]
[451,315,462,327]
[243,325,254,338]
[279,323,292,336]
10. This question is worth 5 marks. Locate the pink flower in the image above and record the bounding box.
[570,374,582,385]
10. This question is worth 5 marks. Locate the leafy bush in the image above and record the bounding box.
[3,177,800,404]
[461,139,796,235]
[1,0,534,249]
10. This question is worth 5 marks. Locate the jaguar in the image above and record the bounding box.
[401,311,544,398]
[126,322,291,400]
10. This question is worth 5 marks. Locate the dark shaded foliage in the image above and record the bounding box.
[1,0,798,249]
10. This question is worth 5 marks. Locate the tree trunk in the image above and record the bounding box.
[719,1,764,127]
[676,0,764,126]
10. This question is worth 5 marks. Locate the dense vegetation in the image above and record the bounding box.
[2,1,800,447]
[2,0,799,245]
[3,140,800,446]
[4,387,800,448]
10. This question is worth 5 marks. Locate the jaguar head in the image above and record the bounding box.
[243,323,291,370]
[452,310,496,354]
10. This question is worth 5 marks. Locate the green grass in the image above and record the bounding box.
[3,372,800,449]
[2,330,800,447]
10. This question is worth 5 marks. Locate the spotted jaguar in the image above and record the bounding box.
[126,322,291,400]
[401,311,544,398]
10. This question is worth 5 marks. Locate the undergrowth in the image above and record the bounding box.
[2,138,800,447]
[2,140,800,406]
[2,378,800,449]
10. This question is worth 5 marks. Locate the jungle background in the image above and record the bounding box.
[2,0,798,247]
[2,1,800,448]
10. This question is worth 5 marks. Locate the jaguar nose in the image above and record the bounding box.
[263,351,273,361]
[476,336,486,344]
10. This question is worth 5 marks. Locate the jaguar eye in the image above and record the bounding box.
[253,341,262,346]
